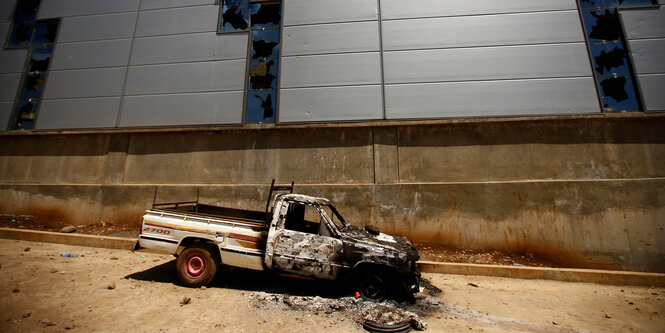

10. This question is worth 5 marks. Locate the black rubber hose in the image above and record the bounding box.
[362,320,412,333]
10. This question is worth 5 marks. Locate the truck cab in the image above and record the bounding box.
[265,194,420,300]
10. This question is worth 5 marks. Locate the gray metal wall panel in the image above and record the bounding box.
[0,101,11,130]
[38,0,139,19]
[42,68,126,99]
[622,6,665,39]
[282,21,379,56]
[50,39,132,70]
[384,43,591,84]
[638,74,665,111]
[119,91,243,127]
[0,0,15,22]
[36,97,120,129]
[57,13,137,43]
[279,85,383,123]
[380,0,577,20]
[140,0,214,10]
[283,0,377,26]
[130,32,248,65]
[383,11,584,51]
[629,38,665,74]
[0,23,9,42]
[0,49,27,73]
[0,73,21,100]
[135,5,218,37]
[385,78,599,119]
[125,60,246,95]
[280,53,381,88]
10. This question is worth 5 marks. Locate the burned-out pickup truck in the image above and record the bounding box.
[138,183,420,300]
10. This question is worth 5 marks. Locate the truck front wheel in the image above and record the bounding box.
[176,246,218,287]
[359,272,387,301]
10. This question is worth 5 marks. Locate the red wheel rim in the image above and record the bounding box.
[185,254,206,278]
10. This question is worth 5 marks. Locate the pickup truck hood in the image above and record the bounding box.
[341,225,419,262]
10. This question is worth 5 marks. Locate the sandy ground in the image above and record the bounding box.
[1,239,663,333]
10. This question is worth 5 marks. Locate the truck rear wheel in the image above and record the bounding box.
[176,245,218,287]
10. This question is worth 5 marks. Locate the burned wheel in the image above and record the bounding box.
[176,246,218,287]
[360,272,387,301]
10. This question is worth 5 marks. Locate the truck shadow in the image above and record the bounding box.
[125,260,351,299]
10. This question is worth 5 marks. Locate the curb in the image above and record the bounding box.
[418,261,665,287]
[1,228,663,287]
[0,227,137,251]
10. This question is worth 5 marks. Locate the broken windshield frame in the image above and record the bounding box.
[319,204,347,232]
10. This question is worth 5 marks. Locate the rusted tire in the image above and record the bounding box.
[176,245,218,287]
[360,272,387,301]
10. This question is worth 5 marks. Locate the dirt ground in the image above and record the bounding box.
[1,239,663,333]
[0,214,558,267]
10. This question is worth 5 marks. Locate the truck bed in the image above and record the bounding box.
[150,202,268,228]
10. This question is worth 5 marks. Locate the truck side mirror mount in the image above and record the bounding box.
[365,225,380,235]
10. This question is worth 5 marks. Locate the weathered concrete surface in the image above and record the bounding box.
[0,114,664,272]
[0,227,136,250]
[419,261,665,287]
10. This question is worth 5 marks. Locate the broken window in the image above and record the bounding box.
[245,90,276,123]
[577,1,646,112]
[4,0,59,130]
[579,0,658,8]
[218,1,282,124]
[220,1,249,32]
[320,205,346,232]
[284,202,329,236]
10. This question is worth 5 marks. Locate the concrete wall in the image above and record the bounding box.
[1,114,664,272]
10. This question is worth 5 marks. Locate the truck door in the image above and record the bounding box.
[267,201,343,280]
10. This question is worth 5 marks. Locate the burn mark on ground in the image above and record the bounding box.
[248,292,435,331]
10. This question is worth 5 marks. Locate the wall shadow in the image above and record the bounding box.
[125,261,351,299]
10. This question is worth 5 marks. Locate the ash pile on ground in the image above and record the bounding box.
[248,292,444,331]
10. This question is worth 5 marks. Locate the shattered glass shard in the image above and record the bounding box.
[222,3,249,31]
[14,0,39,22]
[579,0,618,8]
[29,46,53,72]
[250,2,281,29]
[252,40,279,59]
[619,0,658,6]
[33,20,59,44]
[249,59,277,90]
[246,90,277,123]
[251,29,281,59]
[20,72,45,101]
[10,21,33,47]
[600,76,629,102]
[592,44,627,75]
[255,93,274,119]
[586,9,622,41]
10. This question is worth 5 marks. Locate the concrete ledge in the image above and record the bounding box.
[419,261,665,287]
[0,227,137,251]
